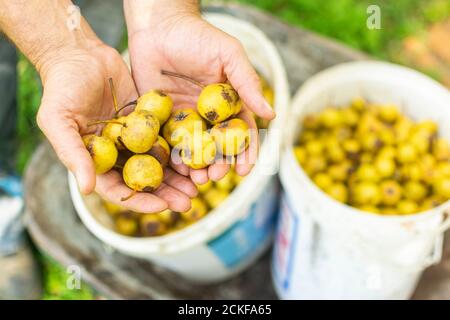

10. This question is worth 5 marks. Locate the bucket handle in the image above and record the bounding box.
[420,208,450,269]
[435,208,450,235]
[389,209,450,271]
[404,209,449,271]
[378,233,444,273]
[420,232,444,270]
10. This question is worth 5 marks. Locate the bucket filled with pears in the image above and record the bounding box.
[273,61,450,300]
[294,99,450,214]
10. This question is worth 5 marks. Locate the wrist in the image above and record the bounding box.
[0,0,103,80]
[35,34,103,83]
[30,14,103,81]
[124,0,200,36]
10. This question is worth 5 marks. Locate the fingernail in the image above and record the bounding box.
[75,169,90,194]
[264,100,276,119]
[75,173,86,194]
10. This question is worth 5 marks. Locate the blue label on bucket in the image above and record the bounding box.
[272,194,299,291]
[207,181,279,268]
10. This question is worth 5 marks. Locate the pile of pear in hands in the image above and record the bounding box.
[84,72,252,202]
[294,98,450,215]
[96,73,274,237]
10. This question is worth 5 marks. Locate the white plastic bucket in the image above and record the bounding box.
[273,61,450,299]
[69,13,289,283]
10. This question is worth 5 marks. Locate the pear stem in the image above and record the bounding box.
[115,100,137,116]
[109,78,119,112]
[121,189,136,202]
[161,70,204,88]
[87,120,123,127]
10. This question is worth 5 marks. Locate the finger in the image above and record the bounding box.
[222,39,275,120]
[235,109,259,176]
[163,167,198,198]
[96,170,168,213]
[169,158,190,176]
[154,183,192,212]
[169,150,190,176]
[37,105,95,194]
[189,168,209,185]
[235,139,257,176]
[208,161,230,181]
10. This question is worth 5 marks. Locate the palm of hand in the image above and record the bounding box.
[129,18,226,105]
[39,46,136,134]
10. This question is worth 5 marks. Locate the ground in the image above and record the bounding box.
[14,0,450,299]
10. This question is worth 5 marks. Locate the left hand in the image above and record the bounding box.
[124,1,275,185]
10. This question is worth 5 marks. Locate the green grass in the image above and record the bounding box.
[15,0,449,299]
[234,0,450,58]
[16,55,42,174]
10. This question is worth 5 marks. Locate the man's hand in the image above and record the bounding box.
[0,0,196,213]
[124,0,275,185]
[38,44,196,213]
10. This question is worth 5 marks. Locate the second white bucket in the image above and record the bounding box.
[272,61,450,299]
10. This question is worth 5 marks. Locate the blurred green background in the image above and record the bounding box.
[16,0,449,299]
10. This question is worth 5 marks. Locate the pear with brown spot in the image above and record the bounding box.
[120,110,160,153]
[122,155,163,201]
[211,118,250,156]
[180,198,208,222]
[197,83,241,124]
[82,134,118,174]
[135,89,173,125]
[163,108,206,148]
[157,209,180,226]
[181,131,217,169]
[160,70,241,124]
[101,116,126,150]
[147,135,171,166]
[115,215,138,236]
[139,214,167,236]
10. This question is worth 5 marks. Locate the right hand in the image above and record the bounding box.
[125,6,275,185]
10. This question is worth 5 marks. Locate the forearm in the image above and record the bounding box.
[124,0,200,35]
[0,0,101,78]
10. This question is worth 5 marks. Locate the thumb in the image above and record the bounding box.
[222,39,275,120]
[37,96,96,194]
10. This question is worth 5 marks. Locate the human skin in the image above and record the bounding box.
[0,0,196,213]
[0,0,275,213]
[124,0,275,185]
